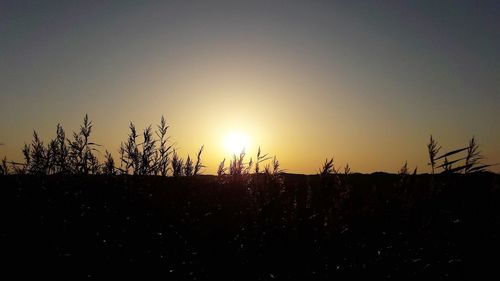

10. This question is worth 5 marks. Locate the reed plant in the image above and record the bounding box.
[399,161,409,176]
[138,125,156,175]
[51,124,70,174]
[343,163,351,175]
[217,158,226,177]
[254,146,270,174]
[68,115,100,174]
[171,149,184,177]
[265,156,282,176]
[28,131,49,175]
[1,156,7,175]
[319,158,336,177]
[463,137,492,173]
[184,155,194,176]
[427,135,441,174]
[229,151,246,176]
[429,136,493,174]
[155,116,172,176]
[120,122,140,175]
[193,145,204,176]
[102,151,116,175]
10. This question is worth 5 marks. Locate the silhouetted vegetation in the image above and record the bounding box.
[1,115,495,176]
[1,172,498,279]
[1,115,208,177]
[0,116,498,279]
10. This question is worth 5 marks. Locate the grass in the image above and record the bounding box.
[0,115,496,177]
[428,135,494,174]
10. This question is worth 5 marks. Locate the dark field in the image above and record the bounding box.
[1,173,499,279]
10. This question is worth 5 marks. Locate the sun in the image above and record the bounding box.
[223,132,250,155]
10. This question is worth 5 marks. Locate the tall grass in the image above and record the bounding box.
[1,117,496,176]
[427,135,440,174]
[217,158,226,177]
[171,149,184,177]
[156,116,172,176]
[254,146,270,174]
[28,131,48,175]
[68,114,100,174]
[398,161,409,176]
[193,145,205,176]
[229,151,246,176]
[51,124,70,174]
[265,156,282,176]
[184,155,194,176]
[319,158,336,176]
[102,151,116,175]
[139,125,156,175]
[1,156,8,175]
[120,122,140,175]
[428,135,493,174]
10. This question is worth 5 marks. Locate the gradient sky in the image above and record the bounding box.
[1,0,499,174]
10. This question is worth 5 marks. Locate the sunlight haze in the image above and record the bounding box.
[1,0,499,174]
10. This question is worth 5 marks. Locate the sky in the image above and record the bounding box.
[1,0,499,174]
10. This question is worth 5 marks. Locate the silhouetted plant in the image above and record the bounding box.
[47,139,57,174]
[344,163,351,175]
[264,163,270,174]
[0,144,4,175]
[184,155,194,176]
[118,145,126,174]
[263,156,280,175]
[337,163,352,187]
[229,151,246,176]
[14,144,30,174]
[260,155,284,193]
[427,135,441,174]
[442,157,452,173]
[193,145,205,176]
[138,125,156,175]
[88,152,100,174]
[28,131,49,175]
[319,158,336,177]
[102,151,116,175]
[22,144,30,165]
[171,149,183,177]
[244,157,253,175]
[399,161,409,176]
[1,156,7,175]
[120,122,140,175]
[68,115,100,175]
[435,146,468,174]
[217,158,226,176]
[11,163,26,174]
[49,124,70,174]
[431,136,494,174]
[155,116,172,176]
[254,146,270,174]
[463,137,492,173]
[270,156,282,175]
[398,161,417,186]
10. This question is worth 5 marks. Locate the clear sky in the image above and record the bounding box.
[1,0,499,174]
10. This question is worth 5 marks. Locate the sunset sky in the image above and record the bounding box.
[1,0,499,174]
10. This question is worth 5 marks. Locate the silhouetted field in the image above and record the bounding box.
[1,172,499,279]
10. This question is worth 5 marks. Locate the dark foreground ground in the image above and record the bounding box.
[1,173,499,279]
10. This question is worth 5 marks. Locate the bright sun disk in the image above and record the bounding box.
[223,132,250,155]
